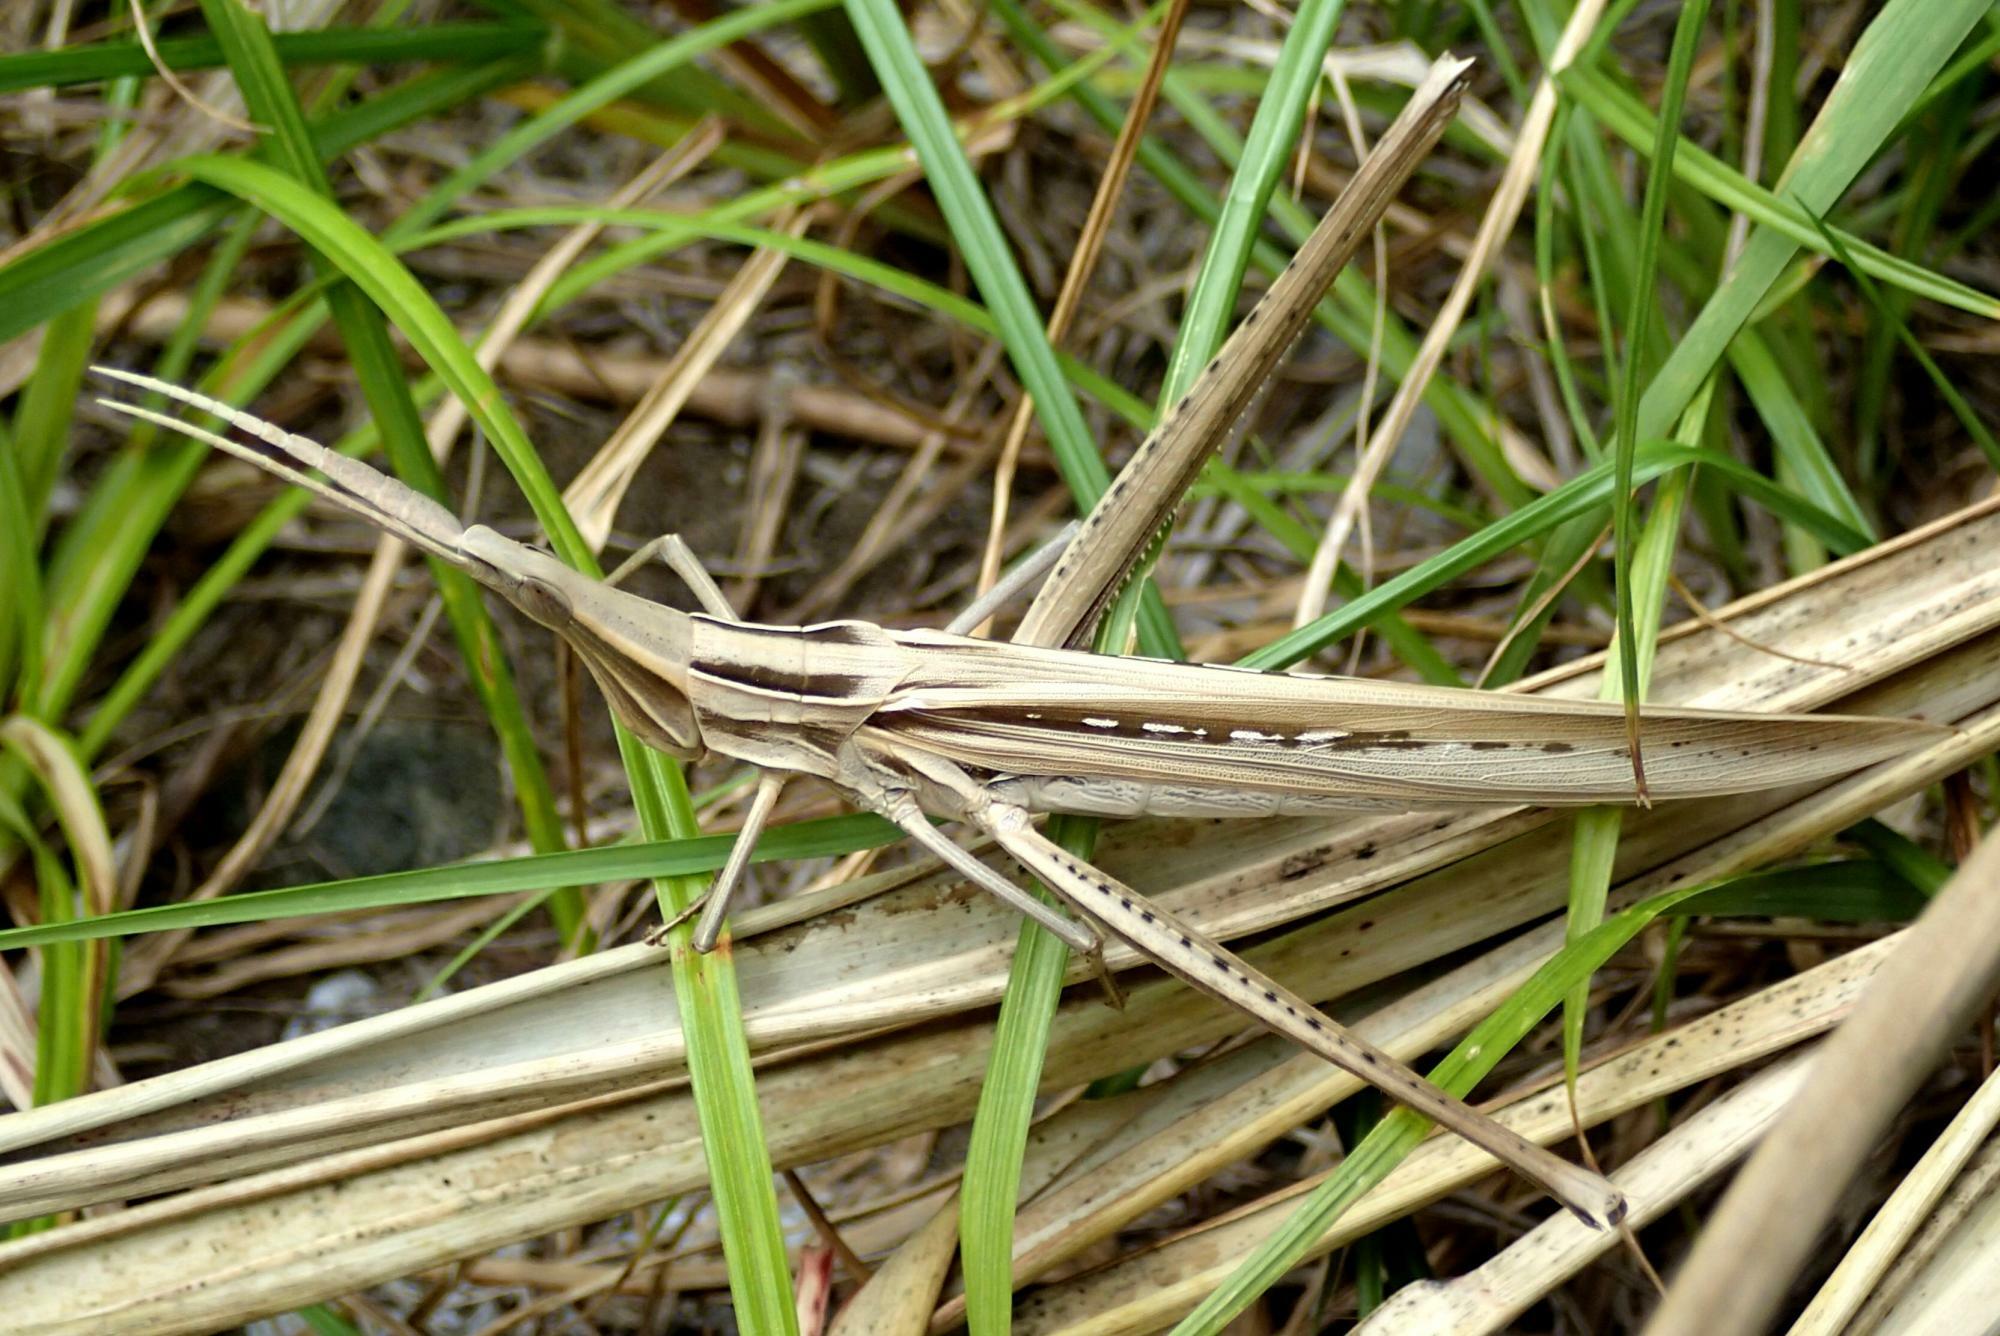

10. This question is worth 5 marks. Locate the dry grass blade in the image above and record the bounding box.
[1842,1137,2000,1333]
[976,0,1194,618]
[1354,1053,1818,1336]
[108,139,723,998]
[1009,935,1906,1330]
[1645,823,2000,1336]
[1790,1062,2000,1335]
[563,202,810,551]
[0,497,1991,1168]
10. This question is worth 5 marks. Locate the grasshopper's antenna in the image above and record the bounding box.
[92,366,473,570]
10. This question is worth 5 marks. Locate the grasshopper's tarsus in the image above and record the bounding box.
[1085,946,1126,1011]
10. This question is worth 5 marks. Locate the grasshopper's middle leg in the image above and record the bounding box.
[943,521,1079,636]
[873,791,1124,1008]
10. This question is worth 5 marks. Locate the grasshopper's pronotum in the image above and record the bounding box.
[88,58,1933,1230]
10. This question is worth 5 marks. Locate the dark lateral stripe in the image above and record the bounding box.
[698,658,872,701]
[719,620,879,648]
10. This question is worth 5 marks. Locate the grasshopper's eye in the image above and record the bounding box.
[513,574,574,629]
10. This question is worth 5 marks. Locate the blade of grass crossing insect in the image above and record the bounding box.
[0,810,897,951]
[187,9,795,1309]
[1608,0,1710,784]
[1159,0,1345,394]
[50,16,797,758]
[838,4,1173,1322]
[1562,390,1704,1098]
[961,813,1094,1332]
[35,12,782,769]
[840,0,1118,530]
[1036,0,1528,512]
[196,0,576,936]
[840,0,1185,663]
[1094,0,1347,660]
[1176,874,1740,1331]
[625,740,800,1333]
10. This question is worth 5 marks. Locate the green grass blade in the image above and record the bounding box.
[837,2,1126,1323]
[0,54,541,344]
[179,5,796,1307]
[1607,0,1710,761]
[382,0,840,244]
[1636,0,1991,441]
[195,0,574,933]
[0,811,894,950]
[1173,871,1763,1331]
[0,21,545,94]
[1558,64,2000,321]
[1160,0,1346,394]
[1807,206,2000,471]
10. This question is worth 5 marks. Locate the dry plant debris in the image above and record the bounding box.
[0,0,1998,1332]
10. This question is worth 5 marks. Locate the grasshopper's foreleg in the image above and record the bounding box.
[606,534,789,951]
[961,798,1627,1231]
[603,532,739,619]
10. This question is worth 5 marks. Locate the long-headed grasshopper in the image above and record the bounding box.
[86,58,1933,1230]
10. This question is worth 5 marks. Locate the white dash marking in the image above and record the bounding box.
[1141,721,1186,735]
[1083,717,1120,729]
[1230,729,1282,743]
[1296,729,1347,744]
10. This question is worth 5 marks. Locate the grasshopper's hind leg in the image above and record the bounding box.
[963,799,1627,1231]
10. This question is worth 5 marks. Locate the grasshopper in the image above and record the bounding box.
[86,59,1930,1231]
